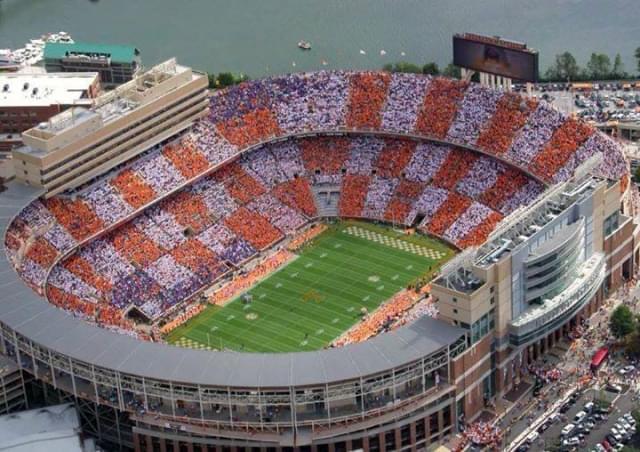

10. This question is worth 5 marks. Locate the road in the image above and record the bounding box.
[505,283,640,451]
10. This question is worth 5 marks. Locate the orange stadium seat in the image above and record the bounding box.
[415,78,468,139]
[346,72,391,129]
[340,175,371,217]
[110,169,157,209]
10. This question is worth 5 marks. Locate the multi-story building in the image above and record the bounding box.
[0,72,100,153]
[12,59,208,196]
[432,169,640,411]
[44,42,141,87]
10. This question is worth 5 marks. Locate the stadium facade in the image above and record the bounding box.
[0,69,637,452]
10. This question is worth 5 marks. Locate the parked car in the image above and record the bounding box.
[606,383,622,393]
[606,434,618,446]
[575,411,588,423]
[560,402,573,413]
[562,436,580,447]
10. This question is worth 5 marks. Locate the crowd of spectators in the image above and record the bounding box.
[346,72,391,129]
[425,192,473,237]
[224,207,284,250]
[415,78,469,139]
[432,148,478,190]
[4,71,630,336]
[339,175,371,217]
[530,118,594,181]
[333,290,419,346]
[476,93,538,155]
[446,83,503,147]
[362,177,398,220]
[375,139,415,178]
[272,177,317,217]
[204,71,627,185]
[209,250,293,305]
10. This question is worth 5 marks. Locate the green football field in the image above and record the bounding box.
[166,221,455,353]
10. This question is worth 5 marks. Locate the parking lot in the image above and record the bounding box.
[511,81,640,124]
[514,381,639,451]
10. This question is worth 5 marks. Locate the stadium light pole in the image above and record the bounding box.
[207,332,210,348]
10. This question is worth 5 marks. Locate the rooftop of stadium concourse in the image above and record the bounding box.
[19,59,195,155]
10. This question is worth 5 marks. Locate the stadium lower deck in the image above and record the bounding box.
[167,220,454,352]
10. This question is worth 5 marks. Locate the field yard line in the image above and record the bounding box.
[190,287,348,349]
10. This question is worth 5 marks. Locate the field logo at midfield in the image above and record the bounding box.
[302,289,323,303]
[342,226,445,259]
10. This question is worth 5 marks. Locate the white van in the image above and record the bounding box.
[561,423,575,436]
[525,431,539,444]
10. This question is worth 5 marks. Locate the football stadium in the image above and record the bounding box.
[0,60,638,452]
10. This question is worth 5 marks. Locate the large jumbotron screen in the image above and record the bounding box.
[453,33,539,82]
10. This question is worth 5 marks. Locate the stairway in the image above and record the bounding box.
[311,184,341,218]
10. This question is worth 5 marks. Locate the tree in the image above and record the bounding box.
[610,305,636,339]
[207,72,217,89]
[392,62,422,74]
[216,72,236,87]
[587,53,612,80]
[546,52,580,82]
[612,53,627,79]
[442,63,461,79]
[422,62,440,75]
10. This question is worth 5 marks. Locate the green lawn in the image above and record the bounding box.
[166,221,454,352]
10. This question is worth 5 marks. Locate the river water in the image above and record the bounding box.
[0,0,638,78]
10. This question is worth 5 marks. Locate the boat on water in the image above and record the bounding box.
[297,40,311,50]
[4,31,75,70]
[0,50,20,72]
